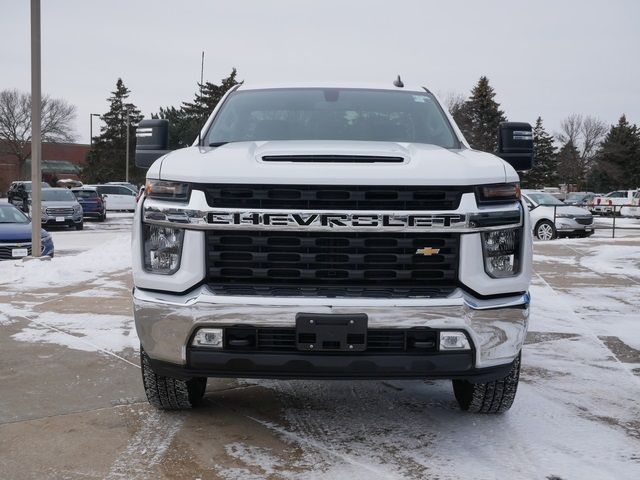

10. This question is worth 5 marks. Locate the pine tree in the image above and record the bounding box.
[595,115,640,189]
[157,68,241,149]
[83,79,143,183]
[453,76,507,152]
[521,117,557,188]
[556,141,582,187]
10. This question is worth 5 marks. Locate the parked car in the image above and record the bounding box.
[39,187,84,230]
[591,189,638,216]
[564,191,596,207]
[522,190,594,240]
[0,203,54,259]
[88,184,137,211]
[71,187,107,221]
[56,178,83,189]
[106,182,139,194]
[7,181,52,211]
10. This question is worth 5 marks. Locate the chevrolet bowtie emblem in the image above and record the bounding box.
[415,247,440,256]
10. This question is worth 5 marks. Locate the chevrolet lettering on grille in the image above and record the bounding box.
[207,212,467,229]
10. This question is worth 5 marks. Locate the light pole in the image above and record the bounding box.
[89,113,100,146]
[30,0,42,258]
[125,111,130,183]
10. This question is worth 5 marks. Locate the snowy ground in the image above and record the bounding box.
[1,213,639,479]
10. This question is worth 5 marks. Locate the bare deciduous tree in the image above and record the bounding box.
[556,113,607,187]
[0,89,77,172]
[440,91,467,115]
[557,114,607,162]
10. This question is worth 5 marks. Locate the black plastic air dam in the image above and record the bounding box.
[148,351,515,383]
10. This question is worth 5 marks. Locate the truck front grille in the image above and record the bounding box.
[201,184,469,210]
[206,230,459,298]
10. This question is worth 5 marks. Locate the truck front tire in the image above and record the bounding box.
[452,354,521,414]
[141,348,207,410]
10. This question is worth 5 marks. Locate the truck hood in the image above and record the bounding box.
[156,141,515,186]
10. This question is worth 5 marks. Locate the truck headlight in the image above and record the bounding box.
[73,204,82,213]
[143,224,184,274]
[145,180,190,201]
[481,228,521,278]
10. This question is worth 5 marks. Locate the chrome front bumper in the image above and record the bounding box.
[133,287,529,369]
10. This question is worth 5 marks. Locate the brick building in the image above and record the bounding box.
[0,142,90,194]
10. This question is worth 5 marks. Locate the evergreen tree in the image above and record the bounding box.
[556,141,582,187]
[453,76,506,152]
[520,117,558,188]
[595,115,640,189]
[83,79,143,183]
[156,68,241,149]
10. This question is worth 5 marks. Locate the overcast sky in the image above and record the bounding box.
[2,0,639,144]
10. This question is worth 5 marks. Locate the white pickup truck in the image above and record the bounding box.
[132,82,534,414]
[591,189,639,216]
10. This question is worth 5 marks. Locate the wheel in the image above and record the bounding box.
[99,213,106,222]
[535,220,556,240]
[141,347,207,410]
[75,222,84,231]
[452,354,521,414]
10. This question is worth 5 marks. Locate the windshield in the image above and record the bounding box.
[73,190,98,199]
[565,193,586,201]
[0,205,29,224]
[205,88,459,148]
[526,193,565,206]
[42,189,76,202]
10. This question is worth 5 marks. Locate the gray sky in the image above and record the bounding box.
[2,0,639,144]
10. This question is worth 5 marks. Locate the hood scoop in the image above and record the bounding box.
[261,154,405,163]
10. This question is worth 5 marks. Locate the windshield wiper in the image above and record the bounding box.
[209,141,232,147]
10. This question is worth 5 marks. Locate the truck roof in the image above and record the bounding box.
[236,81,430,94]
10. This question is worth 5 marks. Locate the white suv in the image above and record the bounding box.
[522,190,594,240]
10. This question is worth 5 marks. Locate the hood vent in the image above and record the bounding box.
[261,155,405,163]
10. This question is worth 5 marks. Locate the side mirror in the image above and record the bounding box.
[497,122,534,171]
[135,119,170,168]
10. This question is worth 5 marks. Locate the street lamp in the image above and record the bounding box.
[30,0,42,258]
[89,113,100,146]
[125,111,130,183]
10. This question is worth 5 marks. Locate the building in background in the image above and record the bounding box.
[0,142,89,194]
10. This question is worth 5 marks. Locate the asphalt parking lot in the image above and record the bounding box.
[1,213,639,479]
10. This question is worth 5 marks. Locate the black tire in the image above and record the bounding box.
[141,348,207,410]
[75,222,84,231]
[452,354,521,414]
[99,213,106,222]
[535,220,556,240]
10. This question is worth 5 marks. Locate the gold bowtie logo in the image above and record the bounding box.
[415,247,440,256]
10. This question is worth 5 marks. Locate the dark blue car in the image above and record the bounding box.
[0,203,54,259]
[71,187,107,221]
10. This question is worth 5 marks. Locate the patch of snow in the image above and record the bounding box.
[10,310,138,353]
[0,235,131,291]
[579,245,640,280]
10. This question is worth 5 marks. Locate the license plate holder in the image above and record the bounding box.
[12,248,28,258]
[295,313,368,352]
[55,216,65,222]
